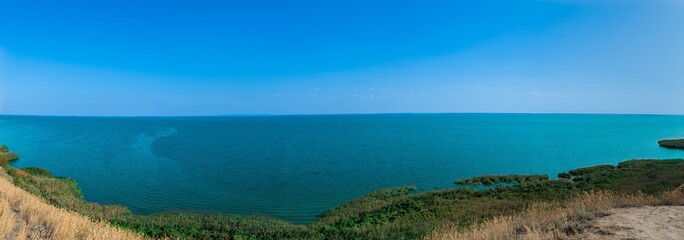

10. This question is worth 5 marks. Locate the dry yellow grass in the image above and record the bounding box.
[0,173,144,240]
[425,185,684,240]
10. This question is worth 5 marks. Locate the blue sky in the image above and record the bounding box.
[0,0,683,116]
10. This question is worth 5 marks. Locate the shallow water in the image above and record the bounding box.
[1,114,683,223]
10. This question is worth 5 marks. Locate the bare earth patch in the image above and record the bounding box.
[581,206,684,240]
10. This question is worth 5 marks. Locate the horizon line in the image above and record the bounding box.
[1,111,683,118]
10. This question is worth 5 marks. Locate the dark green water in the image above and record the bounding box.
[1,114,683,223]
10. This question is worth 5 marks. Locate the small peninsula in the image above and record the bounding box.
[659,139,684,150]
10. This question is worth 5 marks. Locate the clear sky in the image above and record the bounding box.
[0,0,683,116]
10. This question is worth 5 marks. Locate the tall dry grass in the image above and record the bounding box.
[0,174,144,240]
[426,185,684,240]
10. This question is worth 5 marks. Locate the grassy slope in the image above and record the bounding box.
[3,142,684,239]
[427,185,684,239]
[0,153,142,239]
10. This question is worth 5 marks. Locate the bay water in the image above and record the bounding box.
[1,114,683,223]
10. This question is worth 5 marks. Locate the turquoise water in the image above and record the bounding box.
[1,114,684,223]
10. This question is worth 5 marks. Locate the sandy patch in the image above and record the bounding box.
[581,206,684,240]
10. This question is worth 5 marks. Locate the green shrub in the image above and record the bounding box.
[0,144,8,152]
[22,167,52,177]
[0,152,19,167]
[568,164,614,176]
[558,172,571,179]
[455,174,548,185]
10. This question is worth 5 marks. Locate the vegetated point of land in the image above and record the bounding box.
[659,138,684,150]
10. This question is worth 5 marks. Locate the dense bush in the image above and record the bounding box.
[455,174,549,185]
[21,167,52,177]
[0,144,9,152]
[568,164,615,176]
[0,152,19,167]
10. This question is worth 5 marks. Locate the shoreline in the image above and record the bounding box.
[0,160,143,239]
[1,139,684,239]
